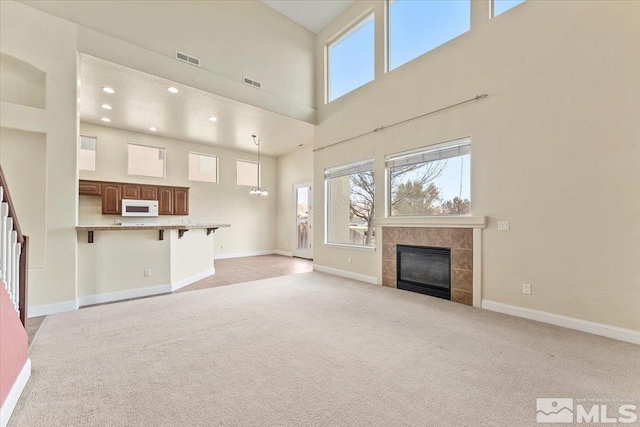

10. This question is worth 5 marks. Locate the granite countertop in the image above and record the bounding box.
[76,223,230,231]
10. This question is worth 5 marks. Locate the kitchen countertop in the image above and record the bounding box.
[76,223,230,231]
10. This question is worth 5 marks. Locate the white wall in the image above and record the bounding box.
[21,0,317,124]
[0,0,79,308]
[313,1,640,331]
[79,122,277,257]
[0,128,46,270]
[276,145,314,254]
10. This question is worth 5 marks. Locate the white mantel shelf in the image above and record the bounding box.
[374,216,486,228]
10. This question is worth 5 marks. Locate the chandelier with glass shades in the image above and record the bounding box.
[249,135,268,197]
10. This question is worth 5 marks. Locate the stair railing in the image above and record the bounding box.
[0,165,29,326]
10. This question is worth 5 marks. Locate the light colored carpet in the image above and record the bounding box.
[10,272,640,426]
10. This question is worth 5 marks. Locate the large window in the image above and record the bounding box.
[325,159,375,247]
[492,0,525,17]
[78,135,96,172]
[328,13,375,102]
[386,138,470,216]
[127,143,165,178]
[236,160,258,187]
[388,0,470,71]
[189,152,218,183]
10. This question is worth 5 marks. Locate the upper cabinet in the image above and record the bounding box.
[158,187,174,215]
[80,179,189,216]
[101,183,122,215]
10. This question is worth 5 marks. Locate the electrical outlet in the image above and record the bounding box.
[348,257,352,265]
[522,283,531,295]
[114,219,122,224]
[498,221,510,231]
[220,245,223,250]
[144,269,152,278]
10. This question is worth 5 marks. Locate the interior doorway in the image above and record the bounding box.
[293,182,313,259]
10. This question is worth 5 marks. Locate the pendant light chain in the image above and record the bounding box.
[250,135,268,197]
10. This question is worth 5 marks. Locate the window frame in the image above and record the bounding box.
[386,0,471,72]
[490,0,526,18]
[188,151,219,184]
[385,137,471,217]
[324,158,376,249]
[326,10,375,103]
[236,159,259,187]
[126,142,166,179]
[78,134,97,172]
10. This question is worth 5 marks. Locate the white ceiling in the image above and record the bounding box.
[262,0,355,33]
[79,54,314,157]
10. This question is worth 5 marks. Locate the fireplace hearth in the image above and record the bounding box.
[397,245,451,300]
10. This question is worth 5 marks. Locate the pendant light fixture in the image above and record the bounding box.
[249,135,268,197]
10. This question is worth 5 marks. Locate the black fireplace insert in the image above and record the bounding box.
[397,245,451,300]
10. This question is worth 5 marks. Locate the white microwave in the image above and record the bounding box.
[121,199,159,217]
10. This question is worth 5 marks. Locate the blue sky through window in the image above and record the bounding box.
[328,14,374,101]
[389,0,470,71]
[493,0,526,17]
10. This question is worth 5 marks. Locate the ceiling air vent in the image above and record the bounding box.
[175,51,200,67]
[243,76,262,89]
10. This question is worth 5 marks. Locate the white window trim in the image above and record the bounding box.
[385,137,471,217]
[324,158,376,248]
[126,142,166,179]
[236,159,260,187]
[188,151,219,183]
[79,134,97,173]
[326,9,375,103]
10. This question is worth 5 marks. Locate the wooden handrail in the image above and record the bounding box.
[0,165,24,244]
[0,164,28,326]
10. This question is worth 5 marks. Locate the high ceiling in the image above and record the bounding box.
[262,0,355,33]
[80,55,314,157]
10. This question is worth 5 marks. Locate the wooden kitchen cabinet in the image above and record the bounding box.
[101,183,122,215]
[79,180,102,196]
[140,186,158,201]
[122,184,141,199]
[80,179,188,216]
[158,187,174,215]
[174,187,189,216]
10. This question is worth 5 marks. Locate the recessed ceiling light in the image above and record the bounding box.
[102,87,115,94]
[101,104,112,110]
[101,117,111,122]
[208,116,218,122]
[149,127,157,132]
[168,87,179,94]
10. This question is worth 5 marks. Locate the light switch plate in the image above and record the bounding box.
[498,221,510,231]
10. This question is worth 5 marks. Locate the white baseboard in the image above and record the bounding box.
[273,250,293,257]
[313,264,378,285]
[77,284,172,307]
[0,358,31,427]
[28,300,79,318]
[214,250,274,260]
[482,300,640,345]
[171,268,215,292]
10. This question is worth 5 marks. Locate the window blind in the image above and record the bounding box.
[325,158,375,180]
[385,137,470,169]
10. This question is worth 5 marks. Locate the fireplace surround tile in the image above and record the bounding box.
[451,248,473,271]
[421,227,451,248]
[382,226,474,306]
[452,268,473,293]
[451,289,472,306]
[451,228,473,249]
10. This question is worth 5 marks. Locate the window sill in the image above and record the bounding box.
[323,243,376,252]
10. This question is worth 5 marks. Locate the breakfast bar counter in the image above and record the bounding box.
[76,223,230,243]
[75,223,231,305]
